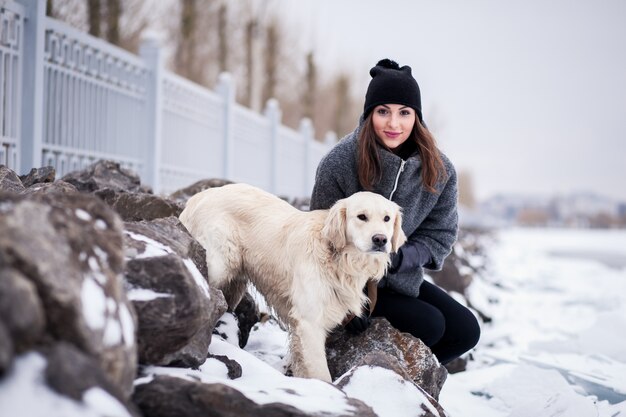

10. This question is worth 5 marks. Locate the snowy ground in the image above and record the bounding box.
[3,227,626,416]
[439,227,626,417]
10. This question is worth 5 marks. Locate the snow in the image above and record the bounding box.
[82,387,132,417]
[123,231,172,258]
[126,288,173,302]
[75,209,92,221]
[138,337,356,415]
[5,227,626,416]
[0,352,128,417]
[81,277,107,330]
[339,366,439,417]
[439,227,626,416]
[118,304,135,347]
[182,258,210,298]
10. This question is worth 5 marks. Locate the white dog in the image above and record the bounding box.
[179,183,406,382]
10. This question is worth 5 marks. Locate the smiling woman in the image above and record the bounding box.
[310,58,480,365]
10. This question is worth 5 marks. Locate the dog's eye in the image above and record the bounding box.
[384,215,390,222]
[357,214,368,221]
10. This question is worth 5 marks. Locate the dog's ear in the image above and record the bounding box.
[322,201,347,251]
[391,209,407,253]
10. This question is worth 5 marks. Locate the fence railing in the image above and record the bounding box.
[9,0,334,198]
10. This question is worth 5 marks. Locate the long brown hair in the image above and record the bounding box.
[357,114,447,193]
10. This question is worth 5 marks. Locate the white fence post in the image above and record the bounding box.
[216,73,235,181]
[300,118,315,197]
[18,0,45,174]
[264,98,281,194]
[139,36,163,192]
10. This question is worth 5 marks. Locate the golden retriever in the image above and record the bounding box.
[179,183,406,382]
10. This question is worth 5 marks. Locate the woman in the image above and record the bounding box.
[310,59,480,364]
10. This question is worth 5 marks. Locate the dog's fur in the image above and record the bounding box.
[179,183,406,382]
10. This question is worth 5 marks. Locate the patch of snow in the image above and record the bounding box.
[340,366,440,417]
[213,312,240,347]
[126,288,173,302]
[82,387,131,417]
[81,277,106,330]
[124,231,173,258]
[75,209,92,221]
[182,258,210,298]
[118,304,135,347]
[244,318,289,374]
[0,352,122,417]
[95,219,107,230]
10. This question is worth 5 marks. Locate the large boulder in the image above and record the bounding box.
[335,351,447,417]
[326,318,447,400]
[123,217,227,367]
[21,180,79,196]
[0,192,137,396]
[133,375,377,417]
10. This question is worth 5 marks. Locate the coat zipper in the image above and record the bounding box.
[389,160,406,201]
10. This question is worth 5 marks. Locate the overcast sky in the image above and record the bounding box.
[277,0,626,202]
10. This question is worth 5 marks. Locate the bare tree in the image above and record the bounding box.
[87,0,101,37]
[105,0,121,46]
[174,0,204,84]
[302,52,316,119]
[217,3,229,73]
[261,20,280,107]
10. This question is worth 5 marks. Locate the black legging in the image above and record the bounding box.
[372,281,480,364]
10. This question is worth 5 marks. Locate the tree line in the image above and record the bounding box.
[46,0,361,141]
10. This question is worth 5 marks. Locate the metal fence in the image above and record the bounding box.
[9,0,334,198]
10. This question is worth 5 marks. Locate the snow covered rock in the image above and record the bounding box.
[0,192,137,396]
[326,318,447,400]
[133,374,377,417]
[123,217,227,367]
[335,353,447,417]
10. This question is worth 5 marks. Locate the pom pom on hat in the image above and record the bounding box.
[364,58,423,123]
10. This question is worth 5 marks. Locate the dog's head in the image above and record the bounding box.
[322,192,407,254]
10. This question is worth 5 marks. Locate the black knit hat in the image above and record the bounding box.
[363,59,423,123]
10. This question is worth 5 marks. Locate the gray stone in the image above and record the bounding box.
[0,192,137,397]
[0,166,24,193]
[169,178,232,204]
[326,318,447,400]
[19,166,56,187]
[95,189,184,222]
[21,180,78,196]
[62,160,146,193]
[0,321,13,375]
[0,267,46,352]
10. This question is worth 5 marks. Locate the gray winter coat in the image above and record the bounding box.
[310,124,458,297]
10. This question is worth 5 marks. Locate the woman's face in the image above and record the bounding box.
[371,104,416,150]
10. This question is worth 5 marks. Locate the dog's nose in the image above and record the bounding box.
[372,234,388,248]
